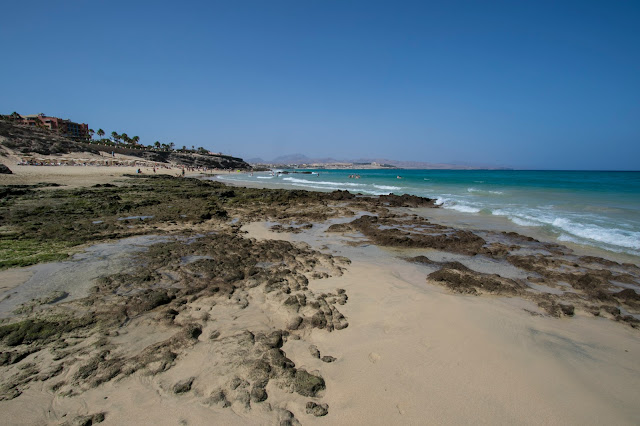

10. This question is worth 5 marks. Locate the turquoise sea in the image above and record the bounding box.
[216,170,640,257]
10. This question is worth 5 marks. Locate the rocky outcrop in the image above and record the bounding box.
[0,120,99,156]
[377,193,437,207]
[334,215,486,255]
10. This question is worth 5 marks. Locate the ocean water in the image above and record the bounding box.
[215,170,640,257]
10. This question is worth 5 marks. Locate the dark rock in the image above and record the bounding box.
[277,408,300,426]
[0,164,13,174]
[310,311,328,329]
[602,305,621,316]
[427,263,522,296]
[616,315,640,328]
[348,215,485,255]
[377,193,436,207]
[321,356,336,363]
[0,348,38,366]
[286,316,303,330]
[615,288,640,301]
[309,345,320,358]
[255,331,284,349]
[573,273,609,290]
[68,412,106,425]
[229,377,248,390]
[306,401,329,417]
[208,389,231,407]
[327,190,355,200]
[326,223,352,233]
[293,370,325,397]
[264,348,295,371]
[186,325,202,340]
[173,377,195,394]
[251,386,268,402]
[559,304,575,316]
[250,385,268,402]
[406,255,438,266]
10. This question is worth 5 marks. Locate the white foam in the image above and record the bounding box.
[434,197,447,206]
[557,234,634,255]
[434,196,482,213]
[289,183,343,191]
[448,204,482,213]
[288,182,388,196]
[373,185,401,191]
[492,209,543,227]
[493,208,640,251]
[511,217,543,227]
[467,187,504,195]
[257,176,273,179]
[551,218,640,250]
[282,177,365,187]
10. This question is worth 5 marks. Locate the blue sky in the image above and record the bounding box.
[1,1,639,169]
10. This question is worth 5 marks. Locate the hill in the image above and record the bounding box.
[0,120,250,170]
[248,153,510,169]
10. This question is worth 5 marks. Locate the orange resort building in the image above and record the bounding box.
[14,113,89,139]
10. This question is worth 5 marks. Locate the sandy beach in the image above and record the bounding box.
[0,153,220,188]
[0,165,638,425]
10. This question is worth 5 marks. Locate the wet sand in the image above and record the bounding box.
[0,167,638,425]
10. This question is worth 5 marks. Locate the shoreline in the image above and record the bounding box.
[0,166,639,424]
[211,173,640,266]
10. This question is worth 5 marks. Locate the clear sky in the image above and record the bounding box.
[1,1,639,169]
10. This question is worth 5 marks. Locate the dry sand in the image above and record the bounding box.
[249,223,640,425]
[0,153,217,188]
[0,166,638,425]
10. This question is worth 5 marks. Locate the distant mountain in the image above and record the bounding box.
[247,154,507,170]
[351,158,500,169]
[253,153,510,169]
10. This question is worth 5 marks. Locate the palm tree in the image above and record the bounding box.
[132,136,140,146]
[97,129,105,140]
[88,129,95,140]
[111,131,120,143]
[154,141,161,149]
[120,133,129,144]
